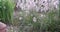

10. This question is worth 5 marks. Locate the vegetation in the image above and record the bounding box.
[0,0,60,32]
[0,0,15,24]
[17,8,60,32]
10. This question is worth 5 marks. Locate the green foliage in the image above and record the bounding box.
[0,0,15,24]
[18,9,60,32]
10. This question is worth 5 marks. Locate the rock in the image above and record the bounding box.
[0,22,7,32]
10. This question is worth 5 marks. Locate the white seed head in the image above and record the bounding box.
[40,14,46,17]
[33,17,37,22]
[19,17,23,20]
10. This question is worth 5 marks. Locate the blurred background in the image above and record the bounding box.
[0,0,60,32]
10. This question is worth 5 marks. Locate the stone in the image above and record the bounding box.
[0,22,7,32]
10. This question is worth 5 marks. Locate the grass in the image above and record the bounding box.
[0,0,59,32]
[0,0,15,24]
[17,9,60,32]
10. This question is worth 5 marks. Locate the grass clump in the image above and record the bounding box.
[0,0,15,24]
